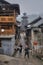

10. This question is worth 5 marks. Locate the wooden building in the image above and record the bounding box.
[30,17,43,59]
[0,0,20,55]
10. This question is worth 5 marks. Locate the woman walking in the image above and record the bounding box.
[24,44,29,58]
[19,43,22,55]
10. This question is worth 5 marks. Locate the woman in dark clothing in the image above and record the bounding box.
[24,44,29,58]
[19,44,22,55]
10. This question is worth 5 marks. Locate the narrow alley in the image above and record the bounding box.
[3,32,43,65]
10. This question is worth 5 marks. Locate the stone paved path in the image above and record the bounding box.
[5,53,43,65]
[0,51,43,65]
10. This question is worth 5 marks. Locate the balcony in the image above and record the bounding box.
[0,16,16,23]
[0,29,15,38]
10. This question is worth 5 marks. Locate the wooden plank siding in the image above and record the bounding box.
[0,29,15,35]
[0,16,16,23]
[0,10,16,35]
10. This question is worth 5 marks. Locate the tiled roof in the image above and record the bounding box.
[0,0,20,14]
[29,16,42,25]
[0,0,10,4]
[32,18,43,27]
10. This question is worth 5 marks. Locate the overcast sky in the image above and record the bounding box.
[6,0,43,15]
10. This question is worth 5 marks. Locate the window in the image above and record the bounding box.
[8,18,13,21]
[1,18,6,21]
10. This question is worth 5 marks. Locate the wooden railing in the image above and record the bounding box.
[0,29,15,35]
[0,16,16,23]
